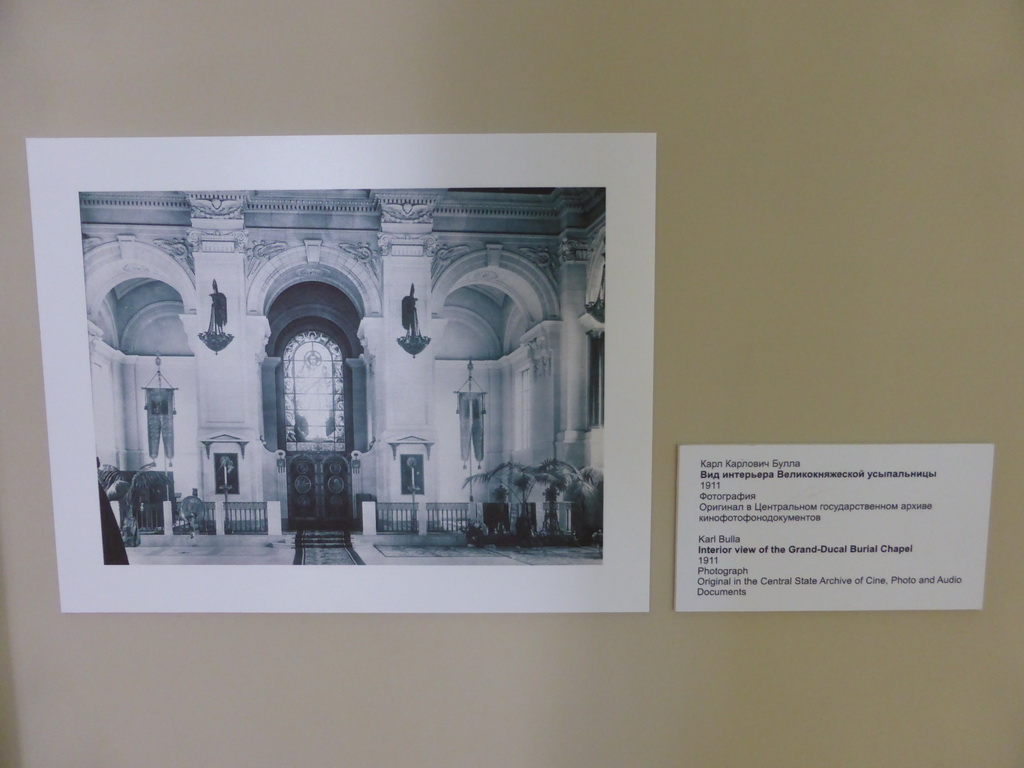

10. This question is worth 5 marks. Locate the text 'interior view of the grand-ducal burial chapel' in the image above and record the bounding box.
[84,188,606,560]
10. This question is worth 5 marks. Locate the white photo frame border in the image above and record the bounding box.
[27,133,656,613]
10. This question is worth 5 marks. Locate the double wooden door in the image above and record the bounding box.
[286,452,350,530]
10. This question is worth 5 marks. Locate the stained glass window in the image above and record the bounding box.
[283,331,345,451]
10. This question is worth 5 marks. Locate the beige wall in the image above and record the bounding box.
[3,2,1024,766]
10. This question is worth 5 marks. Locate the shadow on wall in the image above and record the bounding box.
[0,549,23,766]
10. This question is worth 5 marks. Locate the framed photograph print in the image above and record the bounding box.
[26,132,656,612]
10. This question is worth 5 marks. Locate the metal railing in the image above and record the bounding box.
[426,502,470,533]
[137,502,164,535]
[541,501,576,533]
[225,501,268,534]
[196,502,216,534]
[376,502,417,533]
[173,501,216,535]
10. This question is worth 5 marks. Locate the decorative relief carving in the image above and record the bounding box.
[559,237,589,265]
[380,201,435,224]
[296,266,327,278]
[82,235,104,253]
[526,333,553,377]
[187,228,248,253]
[556,188,591,211]
[517,246,557,269]
[372,191,444,225]
[245,239,288,275]
[120,263,149,275]
[187,194,245,219]
[338,242,375,262]
[516,245,559,279]
[154,237,195,272]
[338,241,381,278]
[430,243,472,279]
[377,233,438,258]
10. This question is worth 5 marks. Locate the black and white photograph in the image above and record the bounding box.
[84,185,608,565]
[29,133,655,611]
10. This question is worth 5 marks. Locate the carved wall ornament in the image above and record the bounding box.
[245,239,288,275]
[559,237,590,265]
[338,242,382,278]
[187,228,248,253]
[296,266,327,278]
[82,235,104,253]
[380,200,436,224]
[187,195,245,219]
[517,246,559,279]
[377,233,438,258]
[422,235,438,258]
[154,237,195,272]
[119,263,149,275]
[430,243,472,279]
[337,242,376,263]
[558,189,589,209]
[525,333,553,377]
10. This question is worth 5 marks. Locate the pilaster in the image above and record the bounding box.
[372,191,444,503]
[555,238,592,468]
[187,193,265,501]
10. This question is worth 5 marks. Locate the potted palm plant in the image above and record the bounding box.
[564,466,603,544]
[98,463,169,545]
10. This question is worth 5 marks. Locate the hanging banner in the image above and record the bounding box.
[458,391,485,465]
[144,388,174,460]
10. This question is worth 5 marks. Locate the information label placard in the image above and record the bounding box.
[675,444,994,612]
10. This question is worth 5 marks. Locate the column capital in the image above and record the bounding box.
[558,237,590,265]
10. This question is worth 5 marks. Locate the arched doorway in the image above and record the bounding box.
[281,330,351,530]
[264,281,367,531]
